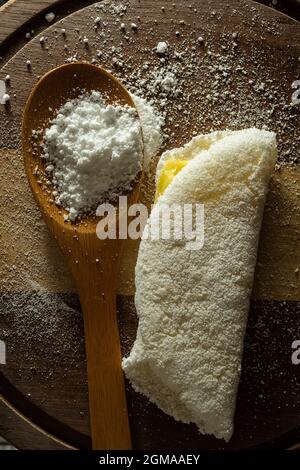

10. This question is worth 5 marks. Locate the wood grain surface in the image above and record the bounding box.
[0,0,97,45]
[0,396,73,449]
[0,0,300,450]
[0,0,299,48]
[0,0,61,44]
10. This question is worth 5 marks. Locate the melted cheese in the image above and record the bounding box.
[155,158,188,200]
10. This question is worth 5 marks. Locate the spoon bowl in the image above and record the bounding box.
[22,63,141,449]
[23,62,140,233]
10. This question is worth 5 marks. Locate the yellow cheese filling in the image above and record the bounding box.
[155,158,188,201]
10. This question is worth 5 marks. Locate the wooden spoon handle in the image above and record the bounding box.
[79,284,132,450]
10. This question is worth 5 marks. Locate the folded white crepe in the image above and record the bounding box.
[122,128,277,442]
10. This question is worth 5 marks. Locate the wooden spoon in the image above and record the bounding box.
[22,63,142,450]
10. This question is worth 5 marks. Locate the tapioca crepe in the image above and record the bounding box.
[122,128,277,442]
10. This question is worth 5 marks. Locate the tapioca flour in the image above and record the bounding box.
[41,90,163,221]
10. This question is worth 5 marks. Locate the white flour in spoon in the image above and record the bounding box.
[42,91,163,221]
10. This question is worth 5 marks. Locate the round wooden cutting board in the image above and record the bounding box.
[0,0,300,450]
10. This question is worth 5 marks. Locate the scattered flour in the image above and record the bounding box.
[42,90,143,220]
[45,12,56,23]
[2,93,10,104]
[0,80,5,104]
[135,64,181,110]
[131,94,164,171]
[156,41,169,55]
